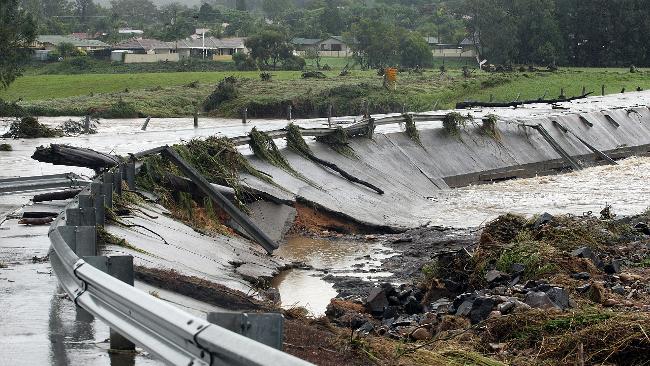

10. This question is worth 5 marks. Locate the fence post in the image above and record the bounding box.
[84,255,135,351]
[327,104,332,127]
[287,105,292,121]
[84,115,91,134]
[364,100,370,119]
[242,107,247,124]
[193,110,199,128]
[582,86,586,96]
[602,84,606,96]
[141,116,151,131]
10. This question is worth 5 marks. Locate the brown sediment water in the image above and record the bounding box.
[271,236,398,315]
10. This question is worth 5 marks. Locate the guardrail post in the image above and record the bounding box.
[194,110,199,128]
[66,207,96,227]
[287,105,292,121]
[207,312,284,350]
[125,161,136,190]
[102,181,113,209]
[327,104,332,127]
[113,167,122,196]
[90,183,106,227]
[59,226,96,257]
[84,255,135,351]
[84,115,91,134]
[242,107,247,124]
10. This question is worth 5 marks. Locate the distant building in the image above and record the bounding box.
[291,36,352,57]
[111,38,178,63]
[175,37,248,60]
[32,35,110,52]
[424,35,478,58]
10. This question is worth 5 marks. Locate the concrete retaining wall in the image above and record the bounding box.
[242,105,650,232]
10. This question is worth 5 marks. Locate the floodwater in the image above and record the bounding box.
[425,156,650,227]
[271,236,398,315]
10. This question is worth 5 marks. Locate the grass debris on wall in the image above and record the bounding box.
[481,114,500,140]
[316,126,355,156]
[442,112,472,137]
[403,113,421,145]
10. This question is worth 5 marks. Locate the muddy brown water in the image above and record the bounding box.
[272,236,397,315]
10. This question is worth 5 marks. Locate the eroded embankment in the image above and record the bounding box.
[241,106,650,233]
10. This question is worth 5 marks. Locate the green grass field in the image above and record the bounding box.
[2,66,649,118]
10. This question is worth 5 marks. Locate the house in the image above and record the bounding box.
[424,35,478,58]
[32,35,110,52]
[111,38,178,63]
[174,37,248,60]
[291,36,352,57]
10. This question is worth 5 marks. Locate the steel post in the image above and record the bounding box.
[84,255,135,351]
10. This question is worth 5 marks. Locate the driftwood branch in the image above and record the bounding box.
[456,92,593,109]
[304,152,384,195]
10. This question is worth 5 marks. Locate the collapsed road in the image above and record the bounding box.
[1,90,649,364]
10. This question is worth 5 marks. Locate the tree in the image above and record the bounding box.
[0,0,36,89]
[110,0,158,28]
[400,32,433,67]
[235,0,247,11]
[347,19,400,68]
[261,0,292,20]
[56,42,79,58]
[244,29,294,69]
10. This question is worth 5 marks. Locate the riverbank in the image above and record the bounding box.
[3,68,650,118]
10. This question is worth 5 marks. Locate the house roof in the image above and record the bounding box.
[113,38,173,50]
[175,37,246,50]
[36,35,109,48]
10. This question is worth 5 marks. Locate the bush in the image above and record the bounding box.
[0,143,12,151]
[204,77,238,111]
[233,52,256,71]
[0,99,25,117]
[260,72,272,81]
[281,55,306,71]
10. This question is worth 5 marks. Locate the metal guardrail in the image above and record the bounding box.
[0,173,90,194]
[48,164,313,366]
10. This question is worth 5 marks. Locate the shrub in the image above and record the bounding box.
[2,116,63,138]
[442,112,472,136]
[260,72,272,81]
[0,143,12,151]
[233,52,256,71]
[281,55,306,71]
[204,77,238,111]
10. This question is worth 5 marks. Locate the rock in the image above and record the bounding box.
[536,283,551,292]
[634,222,650,235]
[620,273,641,282]
[388,296,400,306]
[577,283,592,293]
[524,291,559,309]
[512,300,532,313]
[604,259,621,274]
[611,284,626,295]
[411,327,431,340]
[364,234,378,241]
[430,298,451,314]
[263,287,281,305]
[533,212,554,229]
[469,297,496,324]
[357,321,374,335]
[455,300,474,317]
[571,272,591,280]
[365,287,389,315]
[497,301,516,314]
[571,247,602,267]
[489,343,506,352]
[509,275,521,287]
[545,287,570,309]
[488,310,501,319]
[405,296,423,315]
[511,263,525,274]
[382,306,399,320]
[603,298,619,307]
[485,270,508,283]
[588,282,606,303]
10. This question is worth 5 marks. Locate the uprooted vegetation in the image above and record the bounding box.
[316,126,355,156]
[403,113,421,145]
[135,137,277,235]
[2,116,63,138]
